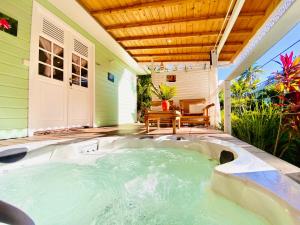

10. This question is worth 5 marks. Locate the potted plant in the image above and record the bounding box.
[151,83,176,111]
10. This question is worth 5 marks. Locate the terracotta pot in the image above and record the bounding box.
[161,100,170,111]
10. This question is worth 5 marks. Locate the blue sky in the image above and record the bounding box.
[218,22,300,81]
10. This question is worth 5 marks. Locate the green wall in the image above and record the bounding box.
[0,0,137,139]
[0,0,32,139]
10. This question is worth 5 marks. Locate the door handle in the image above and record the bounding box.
[69,77,72,86]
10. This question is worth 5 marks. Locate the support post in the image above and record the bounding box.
[208,50,221,127]
[224,80,231,134]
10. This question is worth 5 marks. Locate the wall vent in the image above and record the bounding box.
[42,18,64,44]
[74,39,88,57]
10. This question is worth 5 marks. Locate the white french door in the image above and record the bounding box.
[68,37,91,127]
[28,3,94,134]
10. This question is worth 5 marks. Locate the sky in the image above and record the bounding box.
[218,22,300,82]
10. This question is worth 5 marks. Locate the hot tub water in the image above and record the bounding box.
[0,147,269,225]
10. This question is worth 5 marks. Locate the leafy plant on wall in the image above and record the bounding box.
[0,18,10,30]
[137,75,152,122]
[0,12,18,36]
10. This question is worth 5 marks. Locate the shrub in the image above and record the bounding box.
[231,104,280,151]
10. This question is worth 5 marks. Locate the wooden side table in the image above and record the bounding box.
[145,111,181,134]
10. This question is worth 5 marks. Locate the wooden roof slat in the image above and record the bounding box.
[77,0,281,63]
[132,51,236,57]
[105,11,265,31]
[91,0,199,15]
[124,42,242,50]
[116,29,252,42]
[137,58,231,62]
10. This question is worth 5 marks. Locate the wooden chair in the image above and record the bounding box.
[179,99,214,127]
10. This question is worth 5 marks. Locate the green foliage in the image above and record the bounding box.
[221,60,300,167]
[137,75,152,122]
[151,83,176,100]
[238,65,263,86]
[255,84,280,104]
[231,104,280,151]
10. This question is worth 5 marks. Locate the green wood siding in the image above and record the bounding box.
[0,0,32,139]
[0,0,137,139]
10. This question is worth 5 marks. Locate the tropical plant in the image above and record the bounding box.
[273,51,300,156]
[151,83,176,100]
[238,65,263,87]
[231,103,280,151]
[137,75,152,122]
[230,68,261,112]
[219,59,300,167]
[274,51,300,96]
[255,84,281,105]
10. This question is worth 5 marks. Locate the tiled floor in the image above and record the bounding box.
[1,124,299,182]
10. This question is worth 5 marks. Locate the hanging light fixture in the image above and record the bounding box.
[184,65,188,72]
[173,65,178,71]
[160,62,165,71]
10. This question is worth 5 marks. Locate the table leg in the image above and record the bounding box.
[205,118,209,127]
[146,119,149,133]
[172,119,176,134]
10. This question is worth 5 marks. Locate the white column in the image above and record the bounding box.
[224,80,231,134]
[209,50,221,127]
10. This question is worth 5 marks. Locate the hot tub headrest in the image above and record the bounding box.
[0,147,28,163]
[0,200,35,225]
[220,150,235,164]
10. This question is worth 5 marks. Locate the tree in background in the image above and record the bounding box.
[238,65,263,87]
[231,65,262,112]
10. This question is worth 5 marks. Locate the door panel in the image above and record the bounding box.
[29,5,93,133]
[67,37,92,127]
[39,82,66,121]
[68,88,90,126]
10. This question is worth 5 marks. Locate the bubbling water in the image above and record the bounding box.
[0,147,269,225]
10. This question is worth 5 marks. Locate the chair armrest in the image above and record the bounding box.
[203,103,215,116]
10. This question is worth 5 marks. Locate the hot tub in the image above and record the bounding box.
[0,136,299,225]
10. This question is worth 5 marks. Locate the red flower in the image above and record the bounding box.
[274,51,300,93]
[0,18,11,30]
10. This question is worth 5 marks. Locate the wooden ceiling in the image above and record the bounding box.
[77,0,281,63]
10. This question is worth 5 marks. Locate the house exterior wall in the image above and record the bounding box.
[152,68,220,127]
[0,0,137,139]
[0,0,32,139]
[151,70,210,104]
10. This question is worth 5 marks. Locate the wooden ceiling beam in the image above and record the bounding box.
[132,51,235,57]
[105,12,265,31]
[136,58,231,62]
[116,30,252,42]
[91,0,197,15]
[125,42,243,50]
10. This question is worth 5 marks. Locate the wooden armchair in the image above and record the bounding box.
[179,99,214,127]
